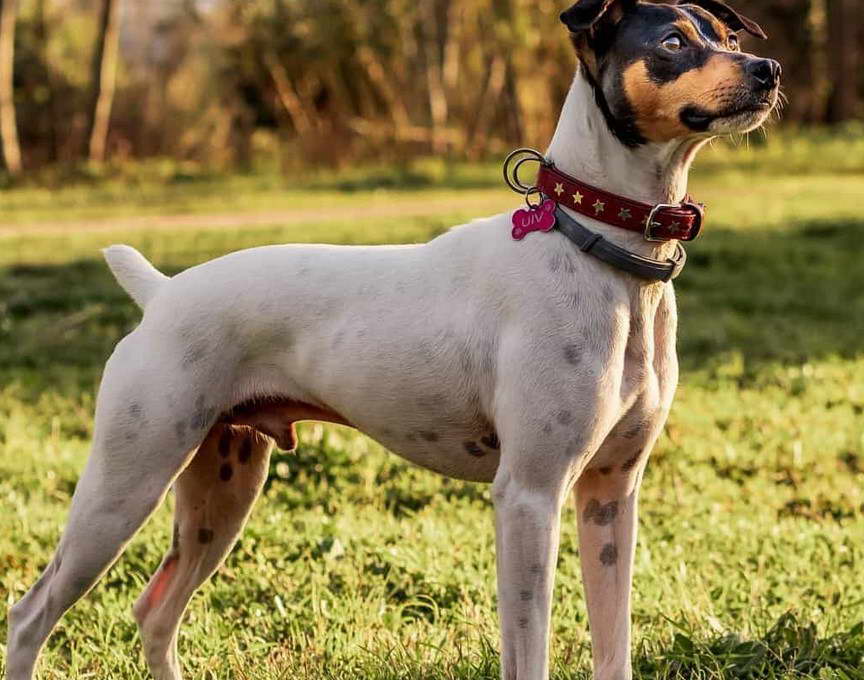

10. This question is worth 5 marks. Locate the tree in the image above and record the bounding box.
[87,0,121,162]
[0,0,21,175]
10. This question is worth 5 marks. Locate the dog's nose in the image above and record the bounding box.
[746,58,781,89]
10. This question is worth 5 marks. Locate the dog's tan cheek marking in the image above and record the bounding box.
[584,499,619,525]
[197,528,214,544]
[624,56,742,141]
[599,543,619,565]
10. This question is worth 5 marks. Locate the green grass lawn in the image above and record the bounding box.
[1,133,864,679]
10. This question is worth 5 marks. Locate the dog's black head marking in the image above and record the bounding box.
[560,0,778,146]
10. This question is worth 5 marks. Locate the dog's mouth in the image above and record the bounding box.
[680,90,778,133]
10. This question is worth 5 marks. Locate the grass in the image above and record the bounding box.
[1,131,864,678]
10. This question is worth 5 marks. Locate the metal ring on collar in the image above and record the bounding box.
[503,148,548,194]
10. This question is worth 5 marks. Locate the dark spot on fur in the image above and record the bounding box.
[219,463,233,482]
[584,499,619,526]
[623,422,644,439]
[463,441,484,457]
[600,543,619,565]
[519,590,533,602]
[480,432,500,450]
[563,343,581,365]
[128,402,144,419]
[602,284,615,302]
[599,466,612,475]
[174,420,186,442]
[556,410,574,425]
[172,522,180,552]
[124,429,139,442]
[406,432,417,442]
[181,340,208,369]
[529,563,542,575]
[518,616,530,629]
[419,430,439,442]
[543,422,553,435]
[622,451,642,471]
[218,429,232,458]
[238,437,253,463]
[197,528,214,544]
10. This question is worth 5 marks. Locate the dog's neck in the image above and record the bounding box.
[545,71,708,258]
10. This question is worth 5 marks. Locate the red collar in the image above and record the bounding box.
[536,164,704,242]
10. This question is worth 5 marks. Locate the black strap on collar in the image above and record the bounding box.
[554,207,686,282]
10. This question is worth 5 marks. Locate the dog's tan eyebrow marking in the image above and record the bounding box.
[673,16,705,47]
[679,5,730,44]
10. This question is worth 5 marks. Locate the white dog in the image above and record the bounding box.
[5,0,779,678]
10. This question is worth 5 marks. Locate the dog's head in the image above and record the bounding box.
[561,0,780,147]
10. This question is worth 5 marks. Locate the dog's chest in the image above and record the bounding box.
[589,283,679,470]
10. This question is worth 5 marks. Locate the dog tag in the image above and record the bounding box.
[511,198,557,240]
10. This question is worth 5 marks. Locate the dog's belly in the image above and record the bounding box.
[224,393,502,483]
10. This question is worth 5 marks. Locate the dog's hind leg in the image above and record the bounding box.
[4,334,222,680]
[133,424,273,680]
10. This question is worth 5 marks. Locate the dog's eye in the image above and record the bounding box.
[660,34,683,52]
[727,33,740,51]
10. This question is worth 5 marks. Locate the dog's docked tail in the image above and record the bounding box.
[103,245,169,309]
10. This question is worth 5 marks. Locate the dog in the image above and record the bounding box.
[4,0,780,678]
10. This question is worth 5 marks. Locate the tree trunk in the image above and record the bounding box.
[825,0,858,122]
[35,0,58,163]
[0,0,21,175]
[87,0,121,162]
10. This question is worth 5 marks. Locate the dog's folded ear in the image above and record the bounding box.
[681,0,768,38]
[560,0,635,34]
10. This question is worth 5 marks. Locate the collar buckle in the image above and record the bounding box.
[644,203,679,242]
[644,201,704,242]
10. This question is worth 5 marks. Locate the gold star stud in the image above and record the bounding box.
[618,208,632,221]
[572,191,583,204]
[554,182,564,196]
[592,199,605,215]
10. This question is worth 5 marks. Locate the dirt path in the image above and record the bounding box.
[0,192,510,238]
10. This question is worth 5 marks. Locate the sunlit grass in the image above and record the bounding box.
[1,134,864,678]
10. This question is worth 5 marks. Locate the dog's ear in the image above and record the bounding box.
[560,0,636,35]
[682,0,767,39]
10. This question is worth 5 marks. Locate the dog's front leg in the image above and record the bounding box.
[492,464,567,680]
[574,467,644,680]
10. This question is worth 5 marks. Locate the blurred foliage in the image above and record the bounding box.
[1,0,862,176]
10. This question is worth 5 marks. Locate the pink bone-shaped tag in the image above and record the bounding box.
[511,198,557,240]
